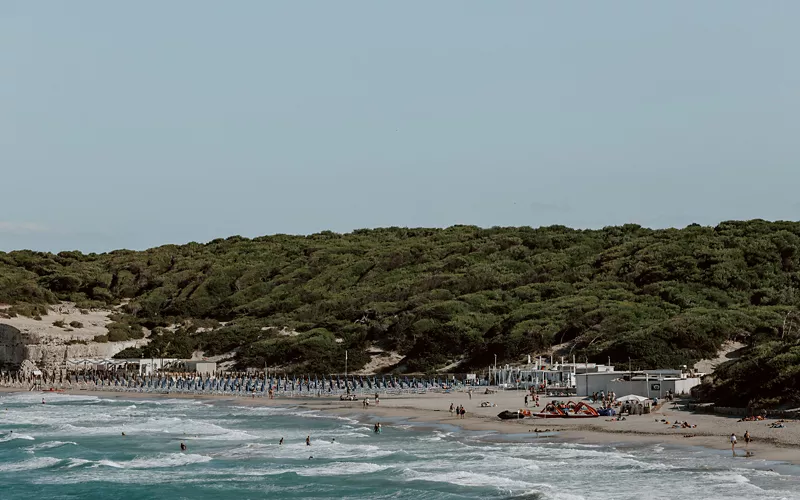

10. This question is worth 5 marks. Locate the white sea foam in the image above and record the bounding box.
[2,393,100,404]
[404,468,539,492]
[24,440,77,452]
[0,457,62,472]
[295,462,390,476]
[0,433,35,442]
[90,453,212,469]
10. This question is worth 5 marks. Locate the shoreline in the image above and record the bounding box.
[3,387,798,466]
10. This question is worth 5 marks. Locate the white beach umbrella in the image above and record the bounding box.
[616,394,648,402]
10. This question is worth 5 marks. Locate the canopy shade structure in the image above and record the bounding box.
[616,394,649,402]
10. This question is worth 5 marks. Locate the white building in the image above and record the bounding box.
[182,360,217,375]
[576,370,701,398]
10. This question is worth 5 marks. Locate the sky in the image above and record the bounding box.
[2,1,799,253]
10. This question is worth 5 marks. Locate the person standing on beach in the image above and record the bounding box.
[730,433,737,455]
[744,430,751,449]
[524,395,529,407]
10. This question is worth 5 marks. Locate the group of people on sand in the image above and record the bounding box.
[730,431,753,456]
[591,391,616,407]
[660,418,697,429]
[361,395,380,408]
[523,394,539,408]
[449,403,466,419]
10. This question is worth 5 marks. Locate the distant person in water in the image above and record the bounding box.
[121,432,126,436]
[306,435,311,446]
[41,399,45,404]
[180,442,187,451]
[730,433,737,455]
[279,437,284,445]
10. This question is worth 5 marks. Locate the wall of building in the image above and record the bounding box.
[575,373,624,396]
[672,378,701,395]
[185,361,217,375]
[606,378,701,399]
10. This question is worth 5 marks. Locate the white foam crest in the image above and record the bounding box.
[0,457,62,472]
[126,453,213,469]
[295,461,389,476]
[1,406,122,429]
[24,440,77,452]
[66,458,92,468]
[58,416,256,441]
[290,410,360,424]
[89,453,212,469]
[2,393,100,404]
[32,469,183,485]
[705,473,758,487]
[417,430,454,442]
[479,455,541,471]
[221,441,396,461]
[0,433,35,442]
[540,491,587,500]
[404,468,538,492]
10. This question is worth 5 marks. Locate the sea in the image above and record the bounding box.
[0,392,798,500]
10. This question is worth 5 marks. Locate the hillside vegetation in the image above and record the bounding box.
[1,221,800,406]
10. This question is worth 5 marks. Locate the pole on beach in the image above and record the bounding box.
[585,357,588,398]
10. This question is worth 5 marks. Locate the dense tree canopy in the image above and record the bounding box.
[2,220,799,405]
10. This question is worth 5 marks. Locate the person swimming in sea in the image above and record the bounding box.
[180,441,187,451]
[279,437,284,445]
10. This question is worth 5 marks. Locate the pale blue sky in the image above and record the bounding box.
[2,1,798,252]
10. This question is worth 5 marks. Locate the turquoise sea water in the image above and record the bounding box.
[1,392,799,500]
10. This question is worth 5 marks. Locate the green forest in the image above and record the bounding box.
[1,220,800,407]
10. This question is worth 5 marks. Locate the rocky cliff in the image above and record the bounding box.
[0,302,150,371]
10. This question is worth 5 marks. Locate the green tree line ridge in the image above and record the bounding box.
[1,221,799,406]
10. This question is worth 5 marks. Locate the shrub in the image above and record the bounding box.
[53,320,66,328]
[93,334,109,343]
[69,321,84,328]
[7,303,48,318]
[108,329,129,342]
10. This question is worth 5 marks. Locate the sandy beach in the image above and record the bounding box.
[4,386,797,465]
